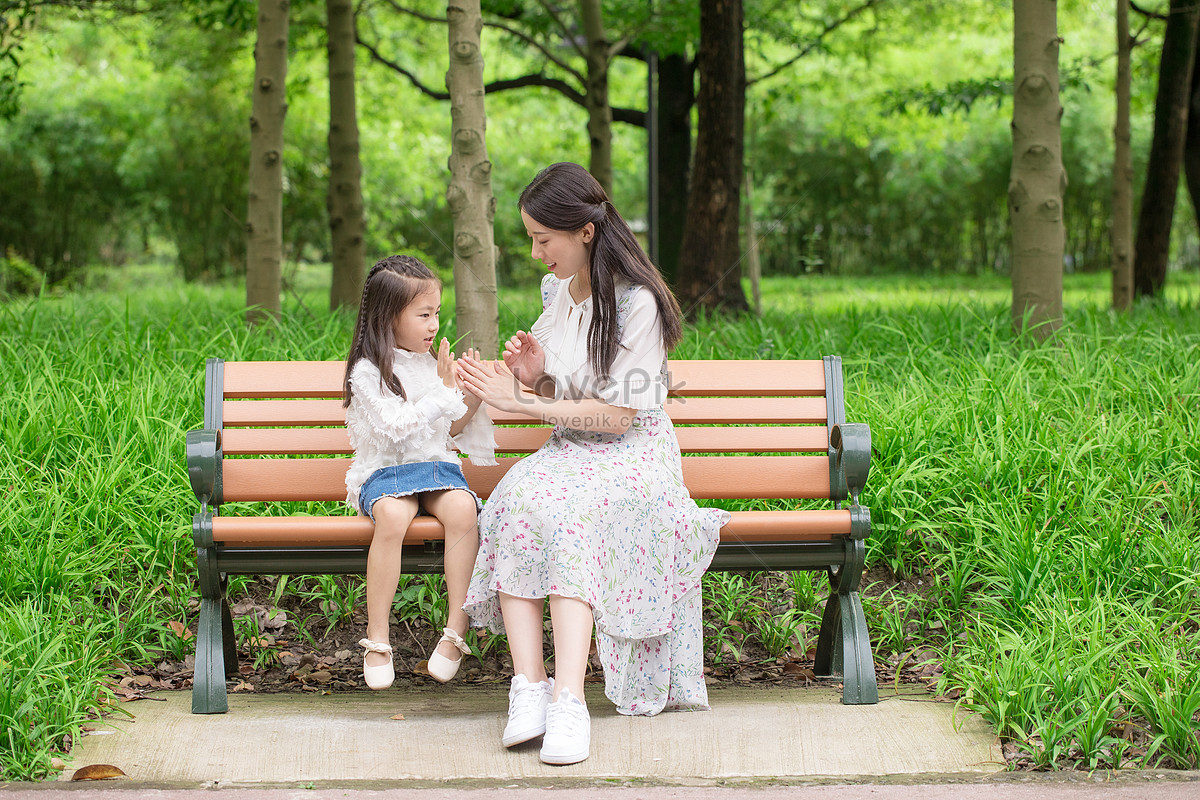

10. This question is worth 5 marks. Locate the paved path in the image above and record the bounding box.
[54,684,1000,783]
[1,682,1195,797]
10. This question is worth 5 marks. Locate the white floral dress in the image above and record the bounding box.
[464,274,729,715]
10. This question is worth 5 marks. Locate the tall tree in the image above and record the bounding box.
[445,0,498,355]
[579,0,614,196]
[246,0,291,325]
[327,0,366,310]
[1010,0,1064,339]
[675,0,748,314]
[1133,0,1200,298]
[1113,0,1134,311]
[1184,11,1200,265]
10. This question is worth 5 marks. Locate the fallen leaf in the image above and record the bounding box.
[230,680,255,693]
[167,620,193,640]
[71,764,127,781]
[307,670,333,684]
[390,714,405,720]
[49,758,66,771]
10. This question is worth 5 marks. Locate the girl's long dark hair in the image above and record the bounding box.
[343,254,440,407]
[518,162,683,378]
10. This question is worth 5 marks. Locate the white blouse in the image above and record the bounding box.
[530,274,668,410]
[344,349,497,512]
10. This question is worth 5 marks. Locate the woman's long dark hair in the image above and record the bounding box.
[343,254,440,407]
[518,161,683,378]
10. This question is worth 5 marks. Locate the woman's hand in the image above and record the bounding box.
[502,331,546,389]
[458,356,528,415]
[436,338,456,389]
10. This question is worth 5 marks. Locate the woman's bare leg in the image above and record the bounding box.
[499,592,548,683]
[548,594,593,701]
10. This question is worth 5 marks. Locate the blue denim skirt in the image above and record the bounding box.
[359,461,482,521]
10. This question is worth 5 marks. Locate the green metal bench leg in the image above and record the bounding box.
[192,548,229,714]
[813,538,878,705]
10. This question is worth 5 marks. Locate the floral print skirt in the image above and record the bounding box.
[463,409,729,715]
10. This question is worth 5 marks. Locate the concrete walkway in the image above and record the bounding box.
[56,683,1002,784]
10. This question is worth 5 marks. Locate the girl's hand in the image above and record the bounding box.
[502,331,546,389]
[455,348,483,408]
[436,338,456,389]
[458,356,526,415]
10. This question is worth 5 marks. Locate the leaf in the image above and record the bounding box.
[167,620,194,640]
[71,764,127,781]
[390,714,405,720]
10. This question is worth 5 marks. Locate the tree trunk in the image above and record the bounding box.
[327,0,366,311]
[1133,0,1200,298]
[1184,13,1200,264]
[579,0,613,197]
[446,1,498,356]
[1113,0,1134,311]
[655,53,693,285]
[246,0,290,326]
[675,0,748,315]
[1010,0,1065,339]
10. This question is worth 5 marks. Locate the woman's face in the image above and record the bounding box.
[521,208,593,286]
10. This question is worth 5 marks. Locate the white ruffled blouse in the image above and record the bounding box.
[530,274,668,410]
[344,349,497,512]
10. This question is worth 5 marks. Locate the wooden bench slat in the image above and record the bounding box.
[219,425,831,456]
[223,396,830,427]
[221,456,831,502]
[221,360,827,399]
[210,509,852,547]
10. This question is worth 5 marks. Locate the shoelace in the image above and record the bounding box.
[509,681,549,715]
[546,695,589,727]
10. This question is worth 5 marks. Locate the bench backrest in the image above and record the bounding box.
[203,358,850,506]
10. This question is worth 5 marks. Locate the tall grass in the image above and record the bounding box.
[1,267,1197,777]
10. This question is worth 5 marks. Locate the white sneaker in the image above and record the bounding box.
[502,674,553,747]
[540,688,590,765]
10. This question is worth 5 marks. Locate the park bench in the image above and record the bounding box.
[186,357,875,714]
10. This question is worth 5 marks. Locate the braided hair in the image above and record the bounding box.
[343,254,440,407]
[518,162,683,379]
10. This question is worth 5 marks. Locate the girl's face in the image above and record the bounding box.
[522,208,593,286]
[391,283,441,353]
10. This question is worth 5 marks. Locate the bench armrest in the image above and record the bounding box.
[830,422,871,503]
[186,428,222,505]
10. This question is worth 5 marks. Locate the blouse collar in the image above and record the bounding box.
[561,275,592,312]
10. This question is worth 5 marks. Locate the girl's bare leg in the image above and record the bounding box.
[548,594,593,701]
[421,488,480,659]
[499,592,548,683]
[364,496,419,668]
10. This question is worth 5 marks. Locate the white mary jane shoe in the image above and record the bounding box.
[426,627,471,683]
[358,638,394,690]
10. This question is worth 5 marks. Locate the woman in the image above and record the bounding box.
[458,162,728,766]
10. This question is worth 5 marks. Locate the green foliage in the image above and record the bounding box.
[0,246,42,296]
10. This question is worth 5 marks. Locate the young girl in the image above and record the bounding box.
[343,254,496,690]
[458,163,729,765]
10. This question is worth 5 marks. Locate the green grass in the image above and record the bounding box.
[1,266,1198,778]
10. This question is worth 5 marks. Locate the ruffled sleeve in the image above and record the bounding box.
[451,408,499,466]
[596,286,668,410]
[349,360,464,447]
